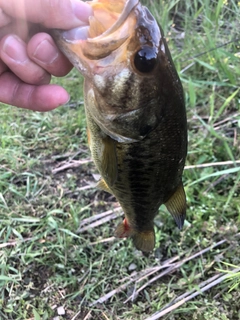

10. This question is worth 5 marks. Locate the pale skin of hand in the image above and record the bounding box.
[0,0,93,111]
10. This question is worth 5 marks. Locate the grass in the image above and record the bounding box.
[0,0,240,319]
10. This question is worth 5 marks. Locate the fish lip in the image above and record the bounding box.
[91,0,139,40]
[56,0,139,43]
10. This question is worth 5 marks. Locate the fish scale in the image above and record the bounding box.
[52,0,188,252]
[114,126,185,223]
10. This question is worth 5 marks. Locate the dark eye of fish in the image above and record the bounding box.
[134,46,157,73]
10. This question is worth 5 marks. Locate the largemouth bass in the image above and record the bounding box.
[52,0,188,252]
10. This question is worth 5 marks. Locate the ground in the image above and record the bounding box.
[0,0,240,319]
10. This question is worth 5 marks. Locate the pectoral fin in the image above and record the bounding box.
[96,178,113,194]
[101,136,118,186]
[165,182,186,229]
[87,127,91,147]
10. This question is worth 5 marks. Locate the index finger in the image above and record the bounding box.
[0,0,93,29]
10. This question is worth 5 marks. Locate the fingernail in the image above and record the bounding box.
[2,35,27,62]
[62,26,89,41]
[0,9,12,27]
[62,94,70,105]
[71,0,93,24]
[33,39,59,64]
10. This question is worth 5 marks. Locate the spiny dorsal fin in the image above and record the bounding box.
[101,136,118,186]
[96,178,113,194]
[164,182,186,229]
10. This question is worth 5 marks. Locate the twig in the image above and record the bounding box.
[78,185,95,191]
[89,237,116,245]
[52,159,92,174]
[101,311,111,320]
[91,253,187,306]
[90,257,182,306]
[77,211,123,233]
[0,237,33,248]
[157,273,221,312]
[213,113,240,127]
[214,120,238,131]
[51,149,88,160]
[82,310,91,320]
[0,241,17,248]
[78,207,121,227]
[91,240,227,306]
[203,174,228,194]
[77,208,123,233]
[90,277,138,306]
[133,255,181,285]
[71,310,82,320]
[125,239,226,302]
[185,160,240,170]
[145,268,240,320]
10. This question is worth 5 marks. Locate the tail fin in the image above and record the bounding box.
[115,220,155,252]
[132,229,155,253]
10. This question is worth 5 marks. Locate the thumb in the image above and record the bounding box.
[0,0,93,29]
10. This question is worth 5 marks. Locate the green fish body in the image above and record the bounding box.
[52,0,188,252]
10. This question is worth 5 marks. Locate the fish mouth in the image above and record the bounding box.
[86,0,139,40]
[53,0,139,68]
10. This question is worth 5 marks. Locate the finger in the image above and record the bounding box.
[0,19,32,42]
[0,34,51,85]
[27,33,73,77]
[0,72,69,111]
[0,0,93,29]
[0,8,11,27]
[0,60,8,74]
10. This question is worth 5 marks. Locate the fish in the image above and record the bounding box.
[52,0,188,252]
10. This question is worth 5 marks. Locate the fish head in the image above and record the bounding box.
[52,0,184,142]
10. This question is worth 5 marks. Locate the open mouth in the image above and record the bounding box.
[88,0,139,38]
[62,0,139,42]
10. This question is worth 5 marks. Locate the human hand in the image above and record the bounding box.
[0,0,92,111]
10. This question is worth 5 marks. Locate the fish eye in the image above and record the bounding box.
[134,46,157,73]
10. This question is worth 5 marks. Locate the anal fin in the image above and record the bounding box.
[114,218,132,238]
[164,182,186,229]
